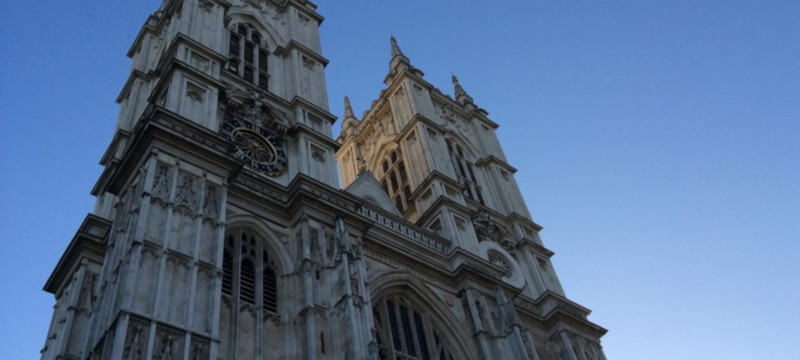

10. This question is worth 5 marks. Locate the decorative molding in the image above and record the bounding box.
[152,163,172,202]
[202,184,220,220]
[198,0,214,12]
[262,311,281,326]
[174,172,200,214]
[221,87,292,136]
[293,305,327,325]
[356,205,450,254]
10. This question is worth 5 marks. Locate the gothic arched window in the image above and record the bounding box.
[372,295,456,360]
[221,228,278,312]
[446,139,484,205]
[379,149,413,213]
[219,228,279,360]
[228,24,269,91]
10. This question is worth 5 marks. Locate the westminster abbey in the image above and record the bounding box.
[40,1,607,359]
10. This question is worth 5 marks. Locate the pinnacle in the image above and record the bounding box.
[344,96,355,119]
[452,74,467,98]
[390,36,404,58]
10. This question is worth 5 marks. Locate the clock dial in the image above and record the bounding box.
[223,119,287,177]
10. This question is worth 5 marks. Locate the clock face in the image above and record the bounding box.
[222,119,287,177]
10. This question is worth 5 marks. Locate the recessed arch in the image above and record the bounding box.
[368,139,401,173]
[225,214,293,275]
[225,9,283,49]
[442,130,478,161]
[369,270,479,360]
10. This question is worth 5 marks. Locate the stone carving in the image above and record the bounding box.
[123,325,143,360]
[377,112,394,136]
[198,0,213,12]
[152,164,172,202]
[311,150,324,162]
[487,251,512,278]
[263,311,281,326]
[174,172,200,213]
[244,0,284,25]
[157,334,176,360]
[76,273,96,313]
[472,210,513,249]
[326,233,336,262]
[222,87,290,135]
[202,184,220,219]
[490,288,521,338]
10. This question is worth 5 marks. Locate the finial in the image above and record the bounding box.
[390,36,404,57]
[451,73,475,106]
[344,96,355,118]
[452,73,467,97]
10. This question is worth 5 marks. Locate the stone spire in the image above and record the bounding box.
[390,36,404,58]
[452,74,474,107]
[386,36,420,85]
[341,96,359,138]
[344,96,355,119]
[452,74,467,98]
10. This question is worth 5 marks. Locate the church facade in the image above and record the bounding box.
[40,1,607,360]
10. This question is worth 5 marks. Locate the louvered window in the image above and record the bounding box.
[380,149,414,213]
[219,228,280,360]
[220,229,279,312]
[446,139,484,205]
[262,250,277,312]
[373,295,457,360]
[228,24,269,91]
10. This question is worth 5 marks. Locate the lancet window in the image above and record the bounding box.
[228,24,269,91]
[446,139,484,205]
[372,295,456,360]
[221,228,278,312]
[379,149,413,213]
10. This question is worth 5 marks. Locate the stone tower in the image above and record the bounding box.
[40,1,607,360]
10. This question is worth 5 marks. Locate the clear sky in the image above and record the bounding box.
[1,1,798,359]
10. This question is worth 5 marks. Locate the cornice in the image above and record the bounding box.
[116,70,151,104]
[92,105,236,196]
[429,89,498,129]
[286,123,341,150]
[44,214,111,295]
[507,212,542,231]
[98,130,131,167]
[474,154,517,174]
[394,113,440,143]
[286,95,337,124]
[273,40,329,66]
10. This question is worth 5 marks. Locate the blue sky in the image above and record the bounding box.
[1,1,798,359]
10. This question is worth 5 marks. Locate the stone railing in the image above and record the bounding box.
[356,206,450,254]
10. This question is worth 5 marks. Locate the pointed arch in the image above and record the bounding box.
[442,130,478,161]
[370,143,413,213]
[444,133,485,205]
[219,215,288,360]
[225,214,293,276]
[226,9,283,49]
[369,270,479,360]
[225,10,282,92]
[368,139,400,172]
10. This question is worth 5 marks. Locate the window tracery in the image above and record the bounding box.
[446,139,484,205]
[373,295,456,360]
[379,149,413,213]
[228,23,269,91]
[221,228,278,312]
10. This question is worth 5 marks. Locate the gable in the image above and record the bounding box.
[344,171,402,217]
